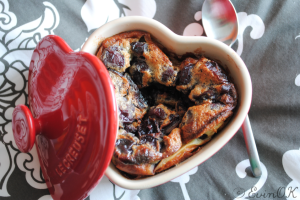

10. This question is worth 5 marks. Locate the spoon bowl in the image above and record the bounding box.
[202,0,238,46]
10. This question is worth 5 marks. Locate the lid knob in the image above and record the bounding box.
[12,105,41,153]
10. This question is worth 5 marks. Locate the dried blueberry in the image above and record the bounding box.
[220,84,236,101]
[140,135,157,147]
[131,42,148,55]
[119,109,134,124]
[132,71,143,86]
[131,60,149,85]
[161,68,174,82]
[138,118,160,136]
[116,139,134,154]
[205,60,217,71]
[124,124,138,133]
[148,107,167,119]
[103,46,125,69]
[177,64,193,85]
[135,60,149,71]
[193,88,217,103]
[205,60,227,81]
[220,84,231,94]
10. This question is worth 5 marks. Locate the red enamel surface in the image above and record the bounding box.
[12,35,118,200]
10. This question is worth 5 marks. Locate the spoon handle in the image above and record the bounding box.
[241,115,262,177]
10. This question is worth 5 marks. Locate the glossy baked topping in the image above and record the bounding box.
[96,31,237,177]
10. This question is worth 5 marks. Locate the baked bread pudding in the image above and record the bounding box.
[96,31,237,177]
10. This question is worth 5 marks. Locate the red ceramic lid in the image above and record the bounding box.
[12,35,118,200]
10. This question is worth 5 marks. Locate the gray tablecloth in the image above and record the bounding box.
[0,0,299,199]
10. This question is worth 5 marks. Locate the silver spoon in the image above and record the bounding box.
[202,0,262,177]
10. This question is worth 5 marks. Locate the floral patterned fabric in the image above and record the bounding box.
[0,0,299,199]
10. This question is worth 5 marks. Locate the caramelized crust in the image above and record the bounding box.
[155,121,224,173]
[112,157,155,176]
[180,103,233,143]
[161,128,182,158]
[98,30,178,87]
[189,83,237,107]
[97,31,147,73]
[98,31,149,53]
[155,147,196,173]
[155,138,205,173]
[142,41,177,87]
[176,57,227,93]
[113,129,182,175]
[114,131,162,165]
[193,57,227,85]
